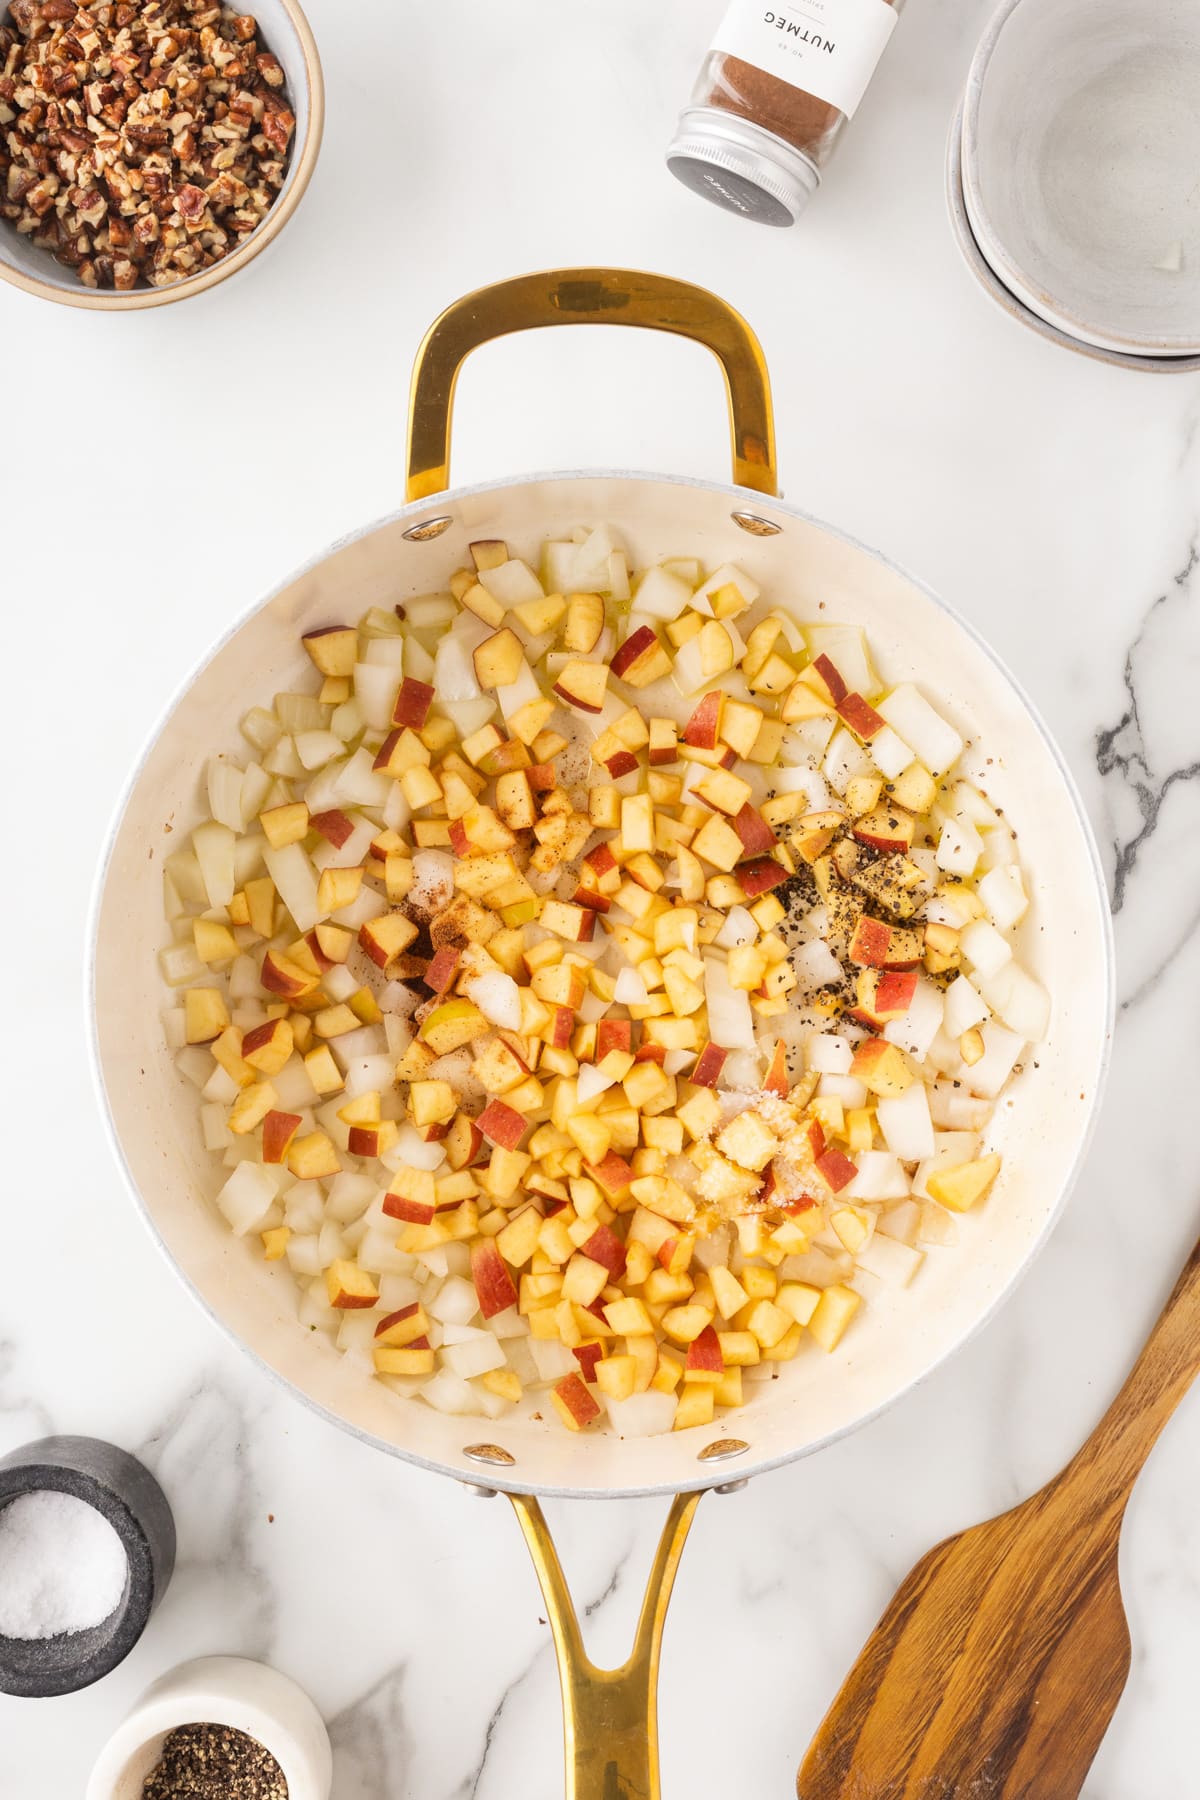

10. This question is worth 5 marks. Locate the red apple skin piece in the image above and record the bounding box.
[691,1043,729,1088]
[372,728,403,773]
[803,1118,825,1161]
[686,1324,725,1374]
[875,969,919,1015]
[553,1372,602,1427]
[849,916,892,968]
[382,1192,436,1225]
[573,884,611,915]
[573,1342,604,1384]
[586,1151,635,1199]
[758,1162,779,1208]
[737,857,787,898]
[448,820,470,857]
[816,1149,858,1193]
[682,690,723,750]
[528,762,557,791]
[812,653,848,705]
[581,1224,627,1280]
[584,843,619,879]
[425,946,462,996]
[242,1019,288,1060]
[303,928,335,971]
[604,750,641,780]
[575,908,597,944]
[543,1197,570,1217]
[610,625,661,682]
[837,692,885,740]
[472,1239,519,1319]
[261,1110,302,1164]
[782,1194,820,1219]
[732,803,777,858]
[634,1042,666,1066]
[423,1122,450,1142]
[392,677,435,730]
[261,951,310,998]
[763,1040,789,1097]
[477,1100,528,1151]
[596,1019,633,1060]
[543,1005,574,1049]
[310,809,355,848]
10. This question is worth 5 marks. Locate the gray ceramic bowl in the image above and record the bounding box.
[947,97,1200,376]
[0,1437,175,1698]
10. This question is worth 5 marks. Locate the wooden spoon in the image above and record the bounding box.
[798,1234,1200,1800]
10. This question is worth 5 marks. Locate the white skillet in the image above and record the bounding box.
[90,271,1113,1800]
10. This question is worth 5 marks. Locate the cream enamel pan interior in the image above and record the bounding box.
[91,274,1113,1502]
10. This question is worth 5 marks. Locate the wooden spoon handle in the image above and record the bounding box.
[1061,1233,1200,1516]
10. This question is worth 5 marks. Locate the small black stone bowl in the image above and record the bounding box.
[0,1436,175,1699]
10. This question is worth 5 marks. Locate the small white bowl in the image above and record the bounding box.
[947,97,1200,373]
[963,0,1200,357]
[85,1655,332,1800]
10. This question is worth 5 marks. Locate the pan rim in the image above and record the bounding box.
[86,467,1116,1498]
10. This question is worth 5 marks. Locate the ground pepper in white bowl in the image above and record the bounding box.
[142,1724,288,1800]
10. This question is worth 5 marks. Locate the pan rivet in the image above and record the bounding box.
[731,511,782,537]
[715,1480,750,1496]
[697,1438,750,1464]
[402,516,454,541]
[463,1442,517,1468]
[463,1483,500,1500]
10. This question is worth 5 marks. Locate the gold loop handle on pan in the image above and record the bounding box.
[508,1491,703,1800]
[406,269,778,502]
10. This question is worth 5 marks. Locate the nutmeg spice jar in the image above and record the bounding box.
[668,0,905,226]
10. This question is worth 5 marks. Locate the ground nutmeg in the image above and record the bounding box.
[668,0,905,227]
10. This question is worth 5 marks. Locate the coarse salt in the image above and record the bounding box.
[0,1490,127,1641]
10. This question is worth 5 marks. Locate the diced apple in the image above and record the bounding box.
[287,1131,340,1180]
[473,628,526,691]
[611,625,672,688]
[853,806,916,854]
[682,691,723,750]
[564,591,605,654]
[553,659,609,714]
[259,802,309,849]
[184,988,229,1044]
[325,1258,378,1309]
[261,1109,302,1164]
[850,1038,915,1097]
[302,625,357,677]
[359,911,420,971]
[392,677,435,729]
[472,1239,519,1319]
[477,1100,529,1151]
[419,999,486,1054]
[926,1153,1001,1212]
[551,1372,602,1431]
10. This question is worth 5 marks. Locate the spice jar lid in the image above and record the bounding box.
[667,107,821,227]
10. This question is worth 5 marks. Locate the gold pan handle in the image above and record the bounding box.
[406,269,778,503]
[508,1491,703,1800]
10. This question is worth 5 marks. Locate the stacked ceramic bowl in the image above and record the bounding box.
[949,0,1200,373]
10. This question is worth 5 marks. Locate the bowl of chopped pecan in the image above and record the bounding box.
[0,0,323,307]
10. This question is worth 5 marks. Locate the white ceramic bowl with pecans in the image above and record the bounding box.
[0,0,323,310]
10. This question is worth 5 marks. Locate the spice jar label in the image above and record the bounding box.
[711,0,897,119]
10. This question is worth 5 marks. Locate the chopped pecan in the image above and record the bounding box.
[1,0,295,289]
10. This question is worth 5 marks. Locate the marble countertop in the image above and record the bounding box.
[3,0,1199,1794]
